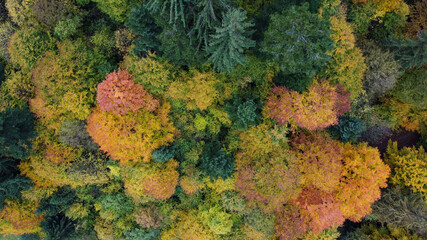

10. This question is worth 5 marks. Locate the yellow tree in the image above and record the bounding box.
[0,199,43,235]
[87,102,175,164]
[384,141,427,199]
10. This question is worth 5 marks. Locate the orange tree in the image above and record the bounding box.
[265,80,351,130]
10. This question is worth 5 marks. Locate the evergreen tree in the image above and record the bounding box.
[207,8,255,73]
[189,0,229,49]
[126,4,161,56]
[387,30,427,70]
[0,107,36,159]
[262,3,333,90]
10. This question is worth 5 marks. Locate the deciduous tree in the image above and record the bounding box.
[97,69,159,115]
[266,81,351,130]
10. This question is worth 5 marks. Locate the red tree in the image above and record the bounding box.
[97,68,159,115]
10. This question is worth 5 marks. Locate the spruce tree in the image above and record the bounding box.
[126,4,161,56]
[387,30,427,70]
[207,8,255,73]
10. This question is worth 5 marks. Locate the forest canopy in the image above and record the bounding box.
[0,0,426,239]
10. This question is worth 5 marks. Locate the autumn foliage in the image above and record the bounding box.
[0,200,43,235]
[87,105,175,164]
[87,70,175,164]
[97,68,159,115]
[266,81,351,130]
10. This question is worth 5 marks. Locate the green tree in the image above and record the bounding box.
[92,0,136,23]
[361,40,401,102]
[199,141,234,179]
[262,3,333,89]
[373,187,427,237]
[207,8,255,72]
[0,158,31,210]
[226,96,261,130]
[8,28,55,71]
[0,107,36,159]
[386,30,427,70]
[0,22,16,61]
[189,0,226,49]
[126,4,160,56]
[328,116,365,143]
[58,119,98,151]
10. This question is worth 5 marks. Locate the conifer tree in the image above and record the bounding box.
[125,4,160,56]
[207,8,255,72]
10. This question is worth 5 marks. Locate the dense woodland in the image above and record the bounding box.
[0,0,426,239]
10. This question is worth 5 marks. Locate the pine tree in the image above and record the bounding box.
[207,8,255,73]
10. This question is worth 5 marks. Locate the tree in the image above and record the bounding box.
[125,4,160,56]
[87,104,175,164]
[167,70,223,111]
[97,69,159,115]
[274,205,309,240]
[199,141,234,179]
[0,21,16,61]
[65,151,111,186]
[133,206,163,229]
[386,30,427,70]
[200,205,233,235]
[0,107,36,159]
[58,119,98,151]
[121,53,175,97]
[0,199,43,235]
[146,0,187,29]
[189,0,223,49]
[262,3,333,88]
[206,8,255,73]
[95,193,134,222]
[404,0,427,38]
[328,116,365,143]
[321,16,366,100]
[4,71,34,102]
[0,158,31,210]
[225,96,261,130]
[8,28,55,71]
[5,0,36,27]
[373,187,427,237]
[384,141,427,199]
[41,214,76,240]
[30,39,109,131]
[361,40,401,102]
[291,133,344,192]
[235,124,301,213]
[92,0,135,23]
[243,208,275,239]
[265,81,351,131]
[121,160,179,202]
[32,0,76,31]
[337,143,390,221]
[293,187,345,234]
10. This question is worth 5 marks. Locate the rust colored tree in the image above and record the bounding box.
[266,81,350,130]
[97,68,159,115]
